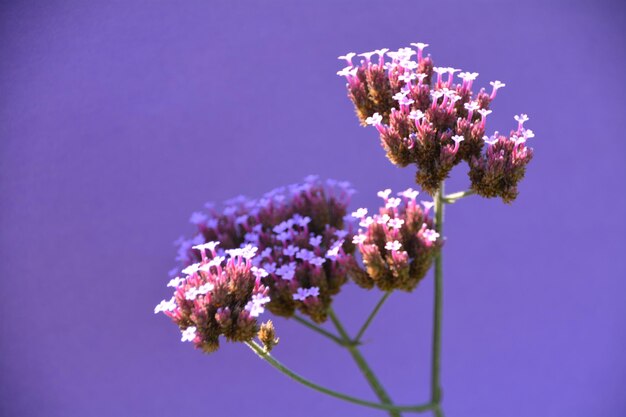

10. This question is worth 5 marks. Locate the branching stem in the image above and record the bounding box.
[249,182,458,417]
[442,189,474,204]
[328,309,401,417]
[354,291,392,343]
[245,340,435,413]
[292,314,347,346]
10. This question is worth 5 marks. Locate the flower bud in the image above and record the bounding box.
[258,320,279,352]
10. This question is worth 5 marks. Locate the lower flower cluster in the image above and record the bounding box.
[173,176,358,323]
[156,179,464,353]
[155,243,275,353]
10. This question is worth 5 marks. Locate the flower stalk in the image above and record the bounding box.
[328,308,401,417]
[430,182,446,417]
[442,189,474,204]
[245,340,435,413]
[354,291,392,343]
[292,314,348,347]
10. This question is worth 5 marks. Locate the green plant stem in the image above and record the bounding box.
[354,291,392,343]
[292,314,346,346]
[328,309,401,417]
[431,182,446,417]
[442,189,474,204]
[245,340,435,413]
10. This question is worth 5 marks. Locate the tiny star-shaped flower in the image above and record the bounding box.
[293,288,310,301]
[181,326,197,342]
[478,109,492,118]
[154,297,176,314]
[386,197,402,209]
[192,241,220,252]
[365,113,383,126]
[398,188,419,200]
[309,235,323,247]
[377,189,392,199]
[385,240,402,251]
[359,217,374,228]
[307,287,320,298]
[251,266,269,279]
[422,229,440,242]
[388,218,405,229]
[198,282,214,295]
[284,245,299,257]
[483,135,499,145]
[189,212,208,224]
[338,52,356,63]
[392,91,409,102]
[409,110,425,120]
[309,257,326,267]
[410,42,429,51]
[182,263,201,276]
[352,234,367,245]
[464,102,480,112]
[167,276,185,288]
[377,214,391,225]
[514,114,529,124]
[421,201,435,211]
[451,135,465,145]
[398,72,417,83]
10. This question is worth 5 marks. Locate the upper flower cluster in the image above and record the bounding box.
[155,242,273,353]
[174,176,358,323]
[350,188,442,291]
[338,44,534,201]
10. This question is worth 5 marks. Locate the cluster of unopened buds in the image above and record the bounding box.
[338,43,534,202]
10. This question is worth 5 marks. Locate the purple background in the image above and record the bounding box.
[1,1,625,416]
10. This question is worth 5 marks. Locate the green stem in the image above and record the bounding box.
[442,189,474,204]
[354,291,392,343]
[245,340,435,413]
[292,314,346,346]
[328,309,402,417]
[431,182,446,417]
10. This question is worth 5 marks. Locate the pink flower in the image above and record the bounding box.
[339,42,534,196]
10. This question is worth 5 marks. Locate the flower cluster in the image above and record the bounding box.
[174,176,358,323]
[468,116,534,203]
[350,188,442,291]
[338,44,534,201]
[155,242,273,353]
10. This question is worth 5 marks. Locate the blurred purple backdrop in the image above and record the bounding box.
[1,1,625,416]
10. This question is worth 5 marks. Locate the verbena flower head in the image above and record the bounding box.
[257,320,279,352]
[155,242,272,354]
[469,121,534,203]
[174,176,358,323]
[338,43,534,201]
[350,188,442,291]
